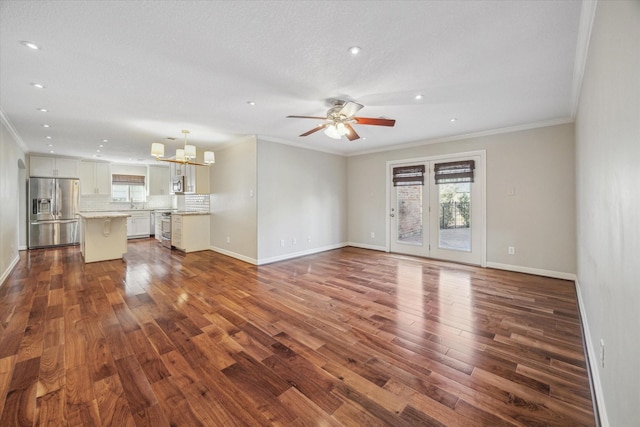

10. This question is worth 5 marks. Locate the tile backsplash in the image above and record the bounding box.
[79,194,210,212]
[184,194,211,212]
[80,194,173,211]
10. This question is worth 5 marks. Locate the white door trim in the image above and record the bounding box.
[385,150,486,267]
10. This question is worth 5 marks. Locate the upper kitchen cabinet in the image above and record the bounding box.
[184,164,210,194]
[30,156,79,178]
[79,161,111,195]
[170,162,209,194]
[147,165,170,196]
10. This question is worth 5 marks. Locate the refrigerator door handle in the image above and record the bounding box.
[31,219,78,225]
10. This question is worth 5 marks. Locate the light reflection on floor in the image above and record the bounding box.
[438,269,472,330]
[395,261,425,331]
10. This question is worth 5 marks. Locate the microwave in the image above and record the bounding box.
[172,176,185,193]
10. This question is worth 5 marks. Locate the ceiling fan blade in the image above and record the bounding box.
[299,124,328,137]
[344,123,360,141]
[287,115,328,120]
[353,117,396,127]
[338,101,364,118]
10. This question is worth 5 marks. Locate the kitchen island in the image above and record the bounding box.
[78,212,130,263]
[171,211,210,252]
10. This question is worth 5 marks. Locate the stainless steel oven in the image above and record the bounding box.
[161,212,172,248]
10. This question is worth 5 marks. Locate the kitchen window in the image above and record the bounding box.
[111,174,146,202]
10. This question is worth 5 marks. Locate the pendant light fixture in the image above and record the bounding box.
[151,130,215,166]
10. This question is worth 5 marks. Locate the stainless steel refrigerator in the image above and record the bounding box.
[28,177,80,248]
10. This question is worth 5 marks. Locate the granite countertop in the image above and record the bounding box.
[78,211,132,219]
[153,209,210,216]
[171,211,210,216]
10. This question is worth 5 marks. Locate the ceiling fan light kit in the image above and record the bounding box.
[150,130,215,166]
[287,100,396,141]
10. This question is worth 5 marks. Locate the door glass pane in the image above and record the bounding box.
[396,185,423,245]
[438,182,471,251]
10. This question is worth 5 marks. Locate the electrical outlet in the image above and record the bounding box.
[292,237,296,245]
[280,239,285,247]
[307,236,312,243]
[370,231,375,239]
[226,236,231,244]
[508,246,515,255]
[600,339,605,368]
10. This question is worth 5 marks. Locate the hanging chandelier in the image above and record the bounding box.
[150,130,215,166]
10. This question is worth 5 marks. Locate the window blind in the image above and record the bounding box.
[111,174,145,186]
[434,160,475,184]
[392,165,425,186]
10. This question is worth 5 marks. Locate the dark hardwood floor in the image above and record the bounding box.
[0,239,595,426]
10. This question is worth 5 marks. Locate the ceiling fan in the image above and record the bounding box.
[287,100,396,141]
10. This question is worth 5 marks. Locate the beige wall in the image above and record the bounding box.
[0,118,26,285]
[348,123,576,276]
[575,1,640,425]
[209,136,258,262]
[257,140,347,263]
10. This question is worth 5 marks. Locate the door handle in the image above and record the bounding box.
[390,213,395,217]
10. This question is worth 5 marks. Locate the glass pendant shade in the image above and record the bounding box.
[204,151,215,164]
[324,124,341,139]
[336,122,347,136]
[151,142,164,157]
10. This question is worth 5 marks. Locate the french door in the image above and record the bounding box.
[388,153,484,265]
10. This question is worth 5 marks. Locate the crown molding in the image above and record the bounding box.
[0,107,29,153]
[348,117,574,157]
[570,0,598,118]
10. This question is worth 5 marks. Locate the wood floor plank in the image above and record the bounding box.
[0,242,596,425]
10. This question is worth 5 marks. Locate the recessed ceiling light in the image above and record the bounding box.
[21,41,40,50]
[415,94,423,100]
[99,144,104,148]
[42,124,50,128]
[49,150,54,153]
[348,46,361,55]
[31,83,45,89]
[47,144,53,147]
[45,136,52,139]
[102,139,108,143]
[450,118,457,122]
[37,108,48,112]
[247,101,256,106]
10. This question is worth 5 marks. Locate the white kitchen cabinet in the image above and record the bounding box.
[79,161,111,195]
[30,156,79,178]
[126,211,151,238]
[184,164,210,194]
[147,165,170,196]
[170,162,209,194]
[171,214,209,252]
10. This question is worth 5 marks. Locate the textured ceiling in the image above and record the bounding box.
[1,0,584,162]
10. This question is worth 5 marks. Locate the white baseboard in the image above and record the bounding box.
[486,261,577,281]
[0,254,20,288]
[208,246,258,265]
[256,243,348,265]
[575,279,609,427]
[209,243,349,266]
[346,242,387,252]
